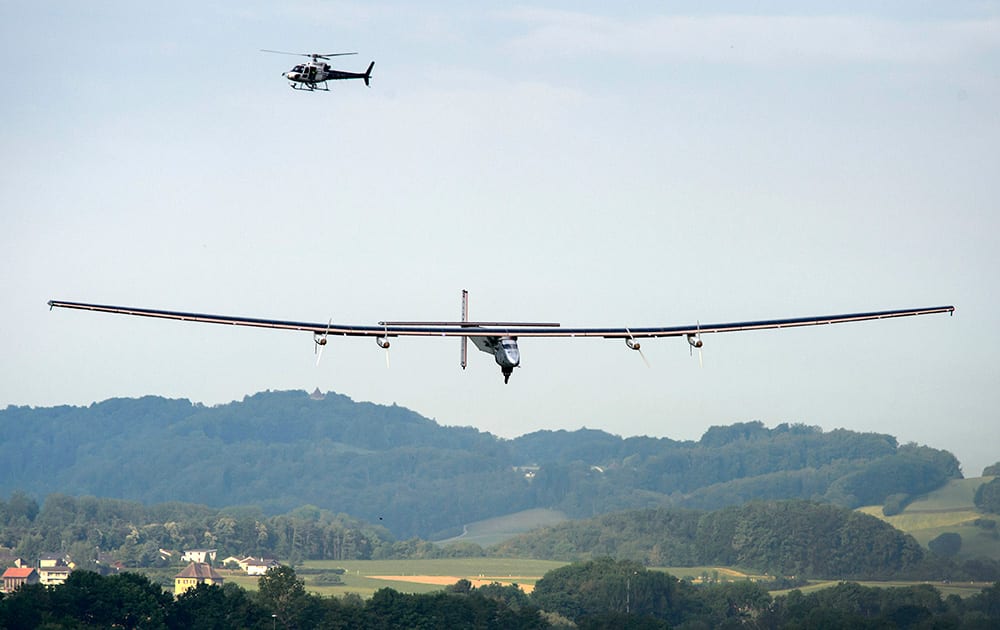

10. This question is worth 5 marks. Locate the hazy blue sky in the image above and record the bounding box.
[3,2,997,475]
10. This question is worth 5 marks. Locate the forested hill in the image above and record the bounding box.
[1,390,962,539]
[495,501,926,579]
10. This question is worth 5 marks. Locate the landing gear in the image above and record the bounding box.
[289,81,329,91]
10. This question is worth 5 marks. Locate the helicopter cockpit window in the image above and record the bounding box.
[293,65,304,72]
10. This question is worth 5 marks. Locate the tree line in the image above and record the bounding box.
[0,391,968,540]
[7,493,1000,582]
[495,500,1000,583]
[3,560,1000,629]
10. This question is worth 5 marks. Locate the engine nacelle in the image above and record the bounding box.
[376,338,391,349]
[626,338,641,351]
[687,334,703,348]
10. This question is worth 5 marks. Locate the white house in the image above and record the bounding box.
[244,558,280,576]
[180,549,217,564]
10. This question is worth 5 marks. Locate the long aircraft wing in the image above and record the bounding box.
[47,300,954,340]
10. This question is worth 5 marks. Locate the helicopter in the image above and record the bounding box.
[261,49,374,91]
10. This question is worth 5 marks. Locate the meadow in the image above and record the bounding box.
[859,476,1000,561]
[434,508,568,547]
[222,558,769,599]
[224,557,568,598]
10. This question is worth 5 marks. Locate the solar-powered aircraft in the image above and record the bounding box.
[47,291,954,384]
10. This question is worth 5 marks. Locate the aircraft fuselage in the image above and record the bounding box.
[471,335,520,383]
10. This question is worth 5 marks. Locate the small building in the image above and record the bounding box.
[38,553,67,568]
[180,549,217,564]
[174,562,224,596]
[2,567,40,593]
[221,555,243,568]
[38,565,72,586]
[244,558,280,576]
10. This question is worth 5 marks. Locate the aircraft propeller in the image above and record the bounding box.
[688,322,704,367]
[625,329,651,367]
[377,326,391,368]
[314,318,332,366]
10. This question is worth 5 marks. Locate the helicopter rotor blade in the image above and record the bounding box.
[261,49,308,56]
[260,49,357,58]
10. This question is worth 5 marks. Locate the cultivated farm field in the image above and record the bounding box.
[227,558,568,598]
[224,559,775,598]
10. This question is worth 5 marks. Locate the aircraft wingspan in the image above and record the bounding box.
[558,305,957,339]
[47,300,399,337]
[48,300,954,340]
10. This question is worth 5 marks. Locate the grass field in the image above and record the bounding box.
[222,559,771,598]
[858,477,1000,561]
[224,558,569,598]
[435,508,568,547]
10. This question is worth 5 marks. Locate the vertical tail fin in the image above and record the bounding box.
[460,289,468,369]
[364,61,374,87]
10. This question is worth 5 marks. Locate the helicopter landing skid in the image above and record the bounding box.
[290,82,329,92]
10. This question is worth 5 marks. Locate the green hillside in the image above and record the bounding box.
[859,477,1000,561]
[492,501,926,580]
[436,509,569,547]
[0,390,963,540]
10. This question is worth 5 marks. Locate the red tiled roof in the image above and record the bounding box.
[2,568,36,578]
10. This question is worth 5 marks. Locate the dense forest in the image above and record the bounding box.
[2,561,1000,629]
[0,390,965,539]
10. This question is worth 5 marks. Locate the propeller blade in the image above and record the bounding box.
[638,347,651,368]
[625,328,650,367]
[314,318,332,366]
[694,321,703,367]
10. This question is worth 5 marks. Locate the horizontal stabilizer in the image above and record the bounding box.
[379,321,560,328]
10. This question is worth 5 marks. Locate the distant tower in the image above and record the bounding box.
[309,388,326,401]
